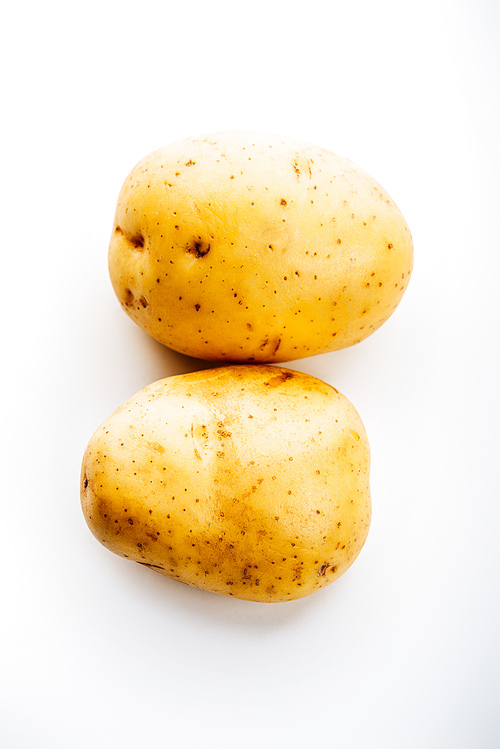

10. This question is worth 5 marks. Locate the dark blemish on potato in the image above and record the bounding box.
[138,561,165,571]
[184,160,196,166]
[195,303,201,311]
[272,338,282,356]
[114,226,123,235]
[318,562,329,576]
[127,518,134,525]
[124,289,134,307]
[188,240,211,258]
[280,199,287,206]
[265,371,293,387]
[83,477,88,489]
[131,234,145,249]
[139,296,148,308]
[388,243,393,249]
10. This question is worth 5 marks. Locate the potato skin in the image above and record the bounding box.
[109,131,413,362]
[81,365,371,603]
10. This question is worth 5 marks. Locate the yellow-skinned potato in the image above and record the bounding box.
[109,131,413,362]
[81,365,371,603]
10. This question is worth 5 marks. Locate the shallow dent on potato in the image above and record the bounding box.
[80,365,371,603]
[113,224,146,251]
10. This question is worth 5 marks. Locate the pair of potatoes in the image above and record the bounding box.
[81,132,413,603]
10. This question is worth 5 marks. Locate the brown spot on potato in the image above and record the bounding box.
[188,240,211,258]
[265,371,293,387]
[124,289,135,307]
[131,234,145,249]
[318,562,329,576]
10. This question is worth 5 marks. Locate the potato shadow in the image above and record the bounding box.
[119,553,336,633]
[114,312,219,381]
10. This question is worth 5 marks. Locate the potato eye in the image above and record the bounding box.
[131,234,145,249]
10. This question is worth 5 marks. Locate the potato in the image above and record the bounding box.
[109,131,413,362]
[81,365,371,603]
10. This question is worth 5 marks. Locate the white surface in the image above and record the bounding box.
[2,1,500,747]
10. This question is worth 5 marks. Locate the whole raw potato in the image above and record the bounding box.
[81,366,371,603]
[109,132,413,362]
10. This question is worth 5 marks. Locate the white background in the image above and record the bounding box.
[2,1,499,747]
